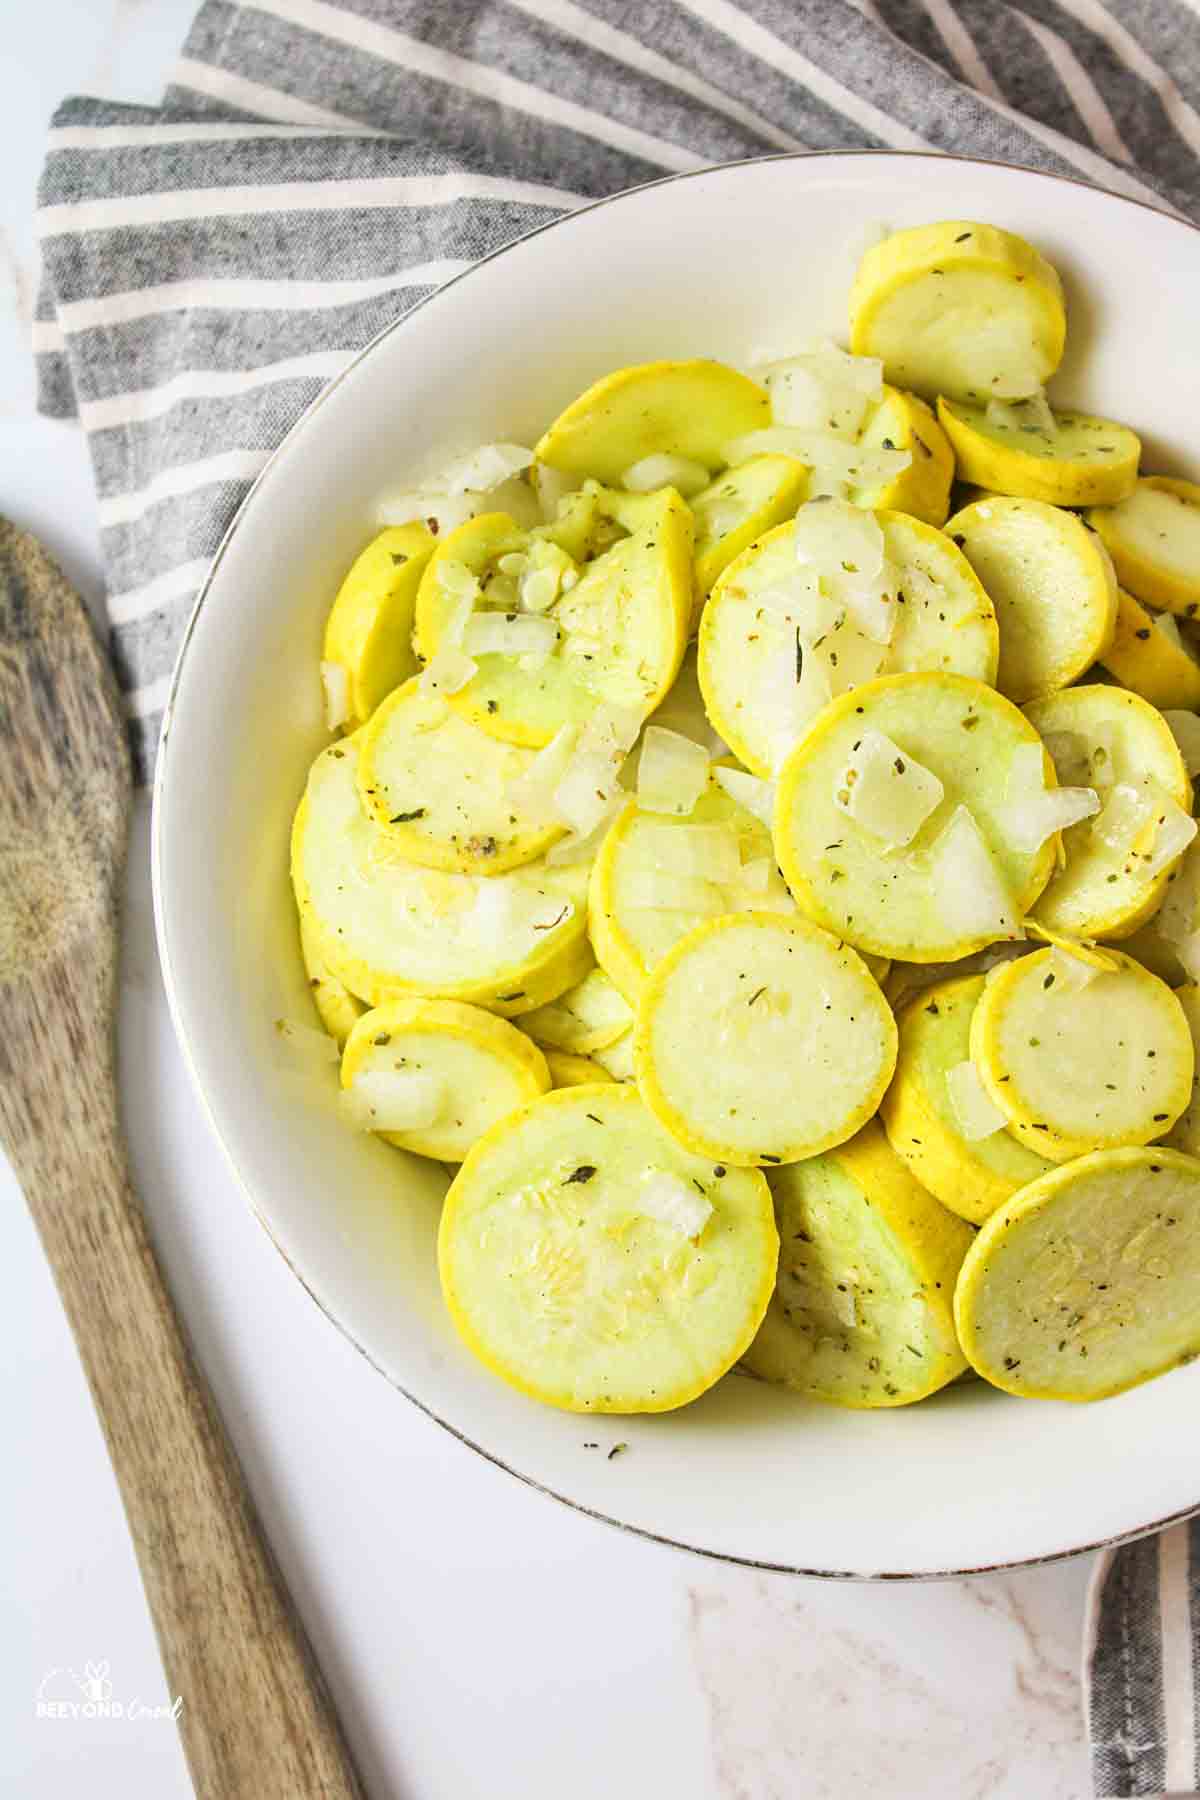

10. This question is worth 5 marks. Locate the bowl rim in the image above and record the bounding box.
[152,147,1200,1579]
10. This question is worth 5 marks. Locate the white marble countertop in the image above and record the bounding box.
[0,7,1095,1796]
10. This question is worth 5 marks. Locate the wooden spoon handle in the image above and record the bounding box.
[14,1086,366,1799]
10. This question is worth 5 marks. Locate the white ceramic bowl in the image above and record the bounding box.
[154,152,1200,1577]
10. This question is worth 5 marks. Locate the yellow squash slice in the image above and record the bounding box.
[589,769,786,1002]
[954,1146,1200,1401]
[776,672,1054,962]
[691,453,809,603]
[355,678,563,873]
[1088,477,1200,617]
[937,399,1139,508]
[743,1120,973,1406]
[969,947,1193,1162]
[299,916,366,1046]
[1026,684,1192,939]
[634,912,897,1167]
[341,997,550,1162]
[322,523,435,728]
[698,512,998,778]
[1100,588,1200,711]
[852,386,954,526]
[945,497,1118,704]
[880,974,1052,1225]
[1163,985,1200,1155]
[292,735,591,1014]
[520,964,634,1055]
[438,1085,778,1412]
[543,1048,619,1088]
[848,221,1066,403]
[534,359,770,484]
[414,506,690,747]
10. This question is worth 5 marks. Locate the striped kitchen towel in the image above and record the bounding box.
[1087,1523,1200,1798]
[33,0,1200,781]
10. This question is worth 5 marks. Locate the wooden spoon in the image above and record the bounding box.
[0,519,365,1798]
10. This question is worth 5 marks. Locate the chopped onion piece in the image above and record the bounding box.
[437,442,534,494]
[637,823,742,884]
[418,646,478,696]
[339,1069,444,1132]
[462,612,559,661]
[929,805,1021,942]
[637,727,710,816]
[1156,841,1200,947]
[545,794,623,865]
[737,855,771,894]
[945,1061,1007,1142]
[439,559,480,603]
[532,461,581,521]
[621,453,710,497]
[625,871,727,914]
[376,492,480,534]
[810,617,888,695]
[274,1016,339,1065]
[319,660,349,731]
[555,749,624,837]
[1048,945,1103,992]
[1093,782,1156,856]
[1000,741,1099,852]
[834,730,944,849]
[761,341,883,442]
[1165,711,1200,777]
[712,766,777,828]
[1143,793,1198,879]
[638,1169,713,1238]
[793,499,896,645]
[757,569,839,640]
[519,539,576,612]
[986,390,1055,435]
[507,723,580,819]
[1042,729,1091,788]
[585,703,645,759]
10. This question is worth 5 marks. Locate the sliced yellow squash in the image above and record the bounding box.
[341,997,550,1161]
[691,454,809,602]
[852,386,954,526]
[880,974,1053,1225]
[698,512,998,778]
[954,1146,1200,1401]
[937,399,1139,508]
[534,359,770,483]
[414,505,689,747]
[776,672,1054,962]
[1088,477,1200,617]
[355,677,562,873]
[634,912,897,1167]
[543,1048,618,1088]
[1026,684,1192,939]
[322,523,435,728]
[848,221,1066,403]
[743,1119,972,1406]
[299,915,366,1046]
[520,964,633,1055]
[969,947,1193,1162]
[438,1084,778,1412]
[945,496,1118,704]
[1100,587,1200,711]
[291,735,591,1014]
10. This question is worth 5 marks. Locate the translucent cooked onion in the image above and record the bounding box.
[1157,841,1200,947]
[620,453,710,497]
[555,748,624,837]
[437,442,534,494]
[531,461,582,521]
[810,617,888,696]
[274,1016,340,1065]
[757,569,840,640]
[506,723,580,820]
[945,1060,1008,1141]
[711,766,777,828]
[1143,794,1198,879]
[319,660,349,731]
[793,499,896,645]
[417,646,478,696]
[636,727,711,816]
[638,1169,713,1238]
[637,822,742,884]
[760,341,883,442]
[339,1069,444,1132]
[376,492,482,533]
[462,612,559,661]
[545,795,623,865]
[999,741,1099,853]
[1048,945,1103,992]
[1164,710,1200,778]
[986,389,1055,435]
[929,805,1021,942]
[834,729,944,849]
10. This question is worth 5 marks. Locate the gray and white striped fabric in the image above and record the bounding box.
[1087,1522,1200,1798]
[35,0,1200,782]
[30,14,1200,1785]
